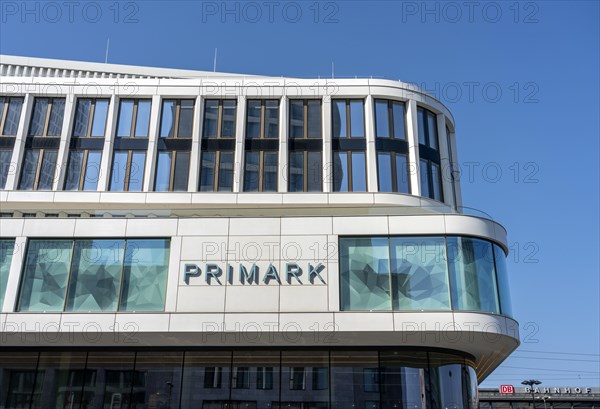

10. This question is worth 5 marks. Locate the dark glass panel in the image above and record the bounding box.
[377,153,393,192]
[217,151,234,192]
[173,151,190,192]
[199,151,216,192]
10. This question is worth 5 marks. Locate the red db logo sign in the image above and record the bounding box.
[500,385,515,394]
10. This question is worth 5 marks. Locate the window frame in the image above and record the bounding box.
[0,96,24,136]
[116,98,152,138]
[288,99,323,192]
[160,98,195,139]
[18,148,58,191]
[63,149,102,191]
[72,98,110,138]
[154,150,190,192]
[375,99,407,140]
[333,98,365,138]
[377,151,411,194]
[109,150,146,192]
[28,97,65,137]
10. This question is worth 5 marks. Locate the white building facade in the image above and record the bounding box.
[0,55,519,409]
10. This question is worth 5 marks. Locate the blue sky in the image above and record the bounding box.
[2,0,599,388]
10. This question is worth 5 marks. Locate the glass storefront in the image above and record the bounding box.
[340,236,511,316]
[0,349,477,409]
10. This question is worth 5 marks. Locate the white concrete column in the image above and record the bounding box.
[188,95,203,191]
[5,94,33,190]
[97,94,118,191]
[233,96,246,193]
[53,94,76,190]
[436,114,454,208]
[364,95,378,192]
[322,96,332,193]
[143,94,162,192]
[406,99,421,196]
[278,95,288,192]
[1,236,27,312]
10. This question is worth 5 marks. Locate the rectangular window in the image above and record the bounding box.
[243,100,279,192]
[72,98,109,137]
[363,368,380,393]
[417,107,439,150]
[18,149,58,190]
[312,367,329,391]
[378,152,410,193]
[203,367,223,389]
[288,100,323,192]
[116,99,151,138]
[160,99,195,138]
[289,367,306,390]
[289,99,321,139]
[200,100,237,192]
[375,100,406,140]
[340,237,392,311]
[64,150,102,191]
[333,99,364,138]
[420,158,443,201]
[243,151,278,192]
[256,367,274,390]
[0,149,13,189]
[333,151,366,192]
[232,367,250,389]
[109,150,146,192]
[199,151,234,192]
[154,151,190,192]
[0,96,24,136]
[17,239,170,312]
[29,98,65,137]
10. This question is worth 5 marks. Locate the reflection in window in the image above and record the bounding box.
[375,100,406,139]
[289,151,322,192]
[155,151,190,192]
[390,237,450,310]
[18,149,58,190]
[289,100,322,192]
[289,367,306,390]
[420,159,442,201]
[363,368,380,393]
[64,150,102,191]
[333,99,364,138]
[0,96,24,136]
[333,151,366,192]
[29,98,65,137]
[448,237,500,314]
[340,237,391,311]
[116,99,151,137]
[0,149,13,189]
[243,100,279,192]
[17,239,169,312]
[257,367,274,390]
[232,367,250,389]
[109,151,146,192]
[160,99,195,138]
[0,239,15,308]
[204,367,223,388]
[203,99,236,139]
[73,98,109,137]
[377,152,410,193]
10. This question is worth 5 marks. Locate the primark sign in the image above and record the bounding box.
[183,262,326,285]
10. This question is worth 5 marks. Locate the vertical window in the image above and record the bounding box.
[243,99,279,192]
[65,98,108,191]
[116,99,151,137]
[0,149,14,189]
[289,367,306,390]
[0,97,24,188]
[332,99,367,192]
[199,99,236,192]
[417,107,443,201]
[232,367,250,389]
[155,99,194,191]
[288,99,322,192]
[375,100,410,193]
[18,98,65,191]
[257,367,274,390]
[110,99,151,192]
[0,96,24,136]
[446,126,458,208]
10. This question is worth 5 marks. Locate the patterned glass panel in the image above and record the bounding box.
[448,237,500,313]
[390,237,450,310]
[119,239,169,311]
[47,98,65,136]
[65,240,125,312]
[64,150,84,190]
[18,240,73,312]
[340,238,391,311]
[3,98,23,136]
[0,149,13,189]
[73,99,91,137]
[0,239,15,308]
[29,98,48,136]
